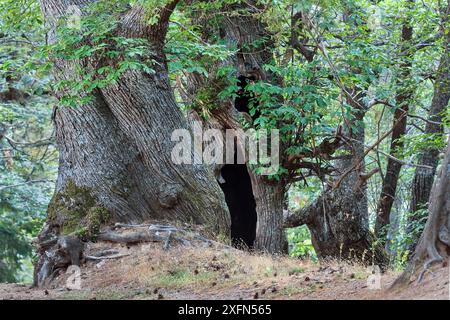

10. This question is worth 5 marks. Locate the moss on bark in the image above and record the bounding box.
[47,180,111,240]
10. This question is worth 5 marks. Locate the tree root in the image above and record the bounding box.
[33,222,234,287]
[417,257,442,283]
[415,230,447,283]
[393,138,449,288]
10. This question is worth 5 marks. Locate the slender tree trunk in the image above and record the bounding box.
[375,11,414,238]
[34,0,230,286]
[393,0,450,285]
[285,103,386,265]
[394,136,450,286]
[408,12,450,224]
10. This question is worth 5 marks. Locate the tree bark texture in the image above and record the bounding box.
[394,137,450,286]
[34,0,230,286]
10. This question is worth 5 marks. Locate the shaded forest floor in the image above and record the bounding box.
[1,226,449,300]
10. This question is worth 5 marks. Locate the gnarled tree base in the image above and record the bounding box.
[33,222,235,287]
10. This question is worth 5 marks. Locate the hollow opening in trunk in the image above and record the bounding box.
[218,75,258,249]
[219,163,257,249]
[234,75,260,120]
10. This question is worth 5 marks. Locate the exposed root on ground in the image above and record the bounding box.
[33,221,235,287]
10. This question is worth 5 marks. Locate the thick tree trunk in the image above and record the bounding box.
[283,5,387,263]
[182,2,286,253]
[375,16,414,238]
[34,0,230,287]
[251,175,285,253]
[224,9,286,253]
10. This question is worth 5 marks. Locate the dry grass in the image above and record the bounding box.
[120,245,310,292]
[1,237,448,300]
[67,241,399,300]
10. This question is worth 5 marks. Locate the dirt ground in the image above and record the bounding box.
[1,238,448,300]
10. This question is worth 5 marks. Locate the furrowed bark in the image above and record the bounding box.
[34,0,230,287]
[251,176,285,253]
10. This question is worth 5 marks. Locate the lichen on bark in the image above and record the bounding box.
[47,180,111,239]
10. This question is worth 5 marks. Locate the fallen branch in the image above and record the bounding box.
[97,231,166,244]
[99,224,237,251]
[85,253,130,261]
[114,223,153,229]
[164,231,173,251]
[90,249,120,257]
